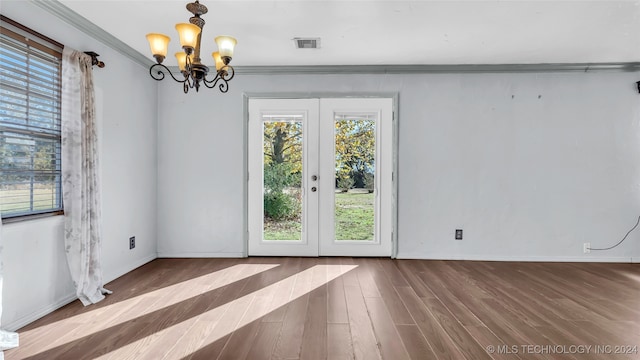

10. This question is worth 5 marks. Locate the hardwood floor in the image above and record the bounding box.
[6,258,639,360]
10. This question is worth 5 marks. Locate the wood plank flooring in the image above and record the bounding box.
[6,258,640,360]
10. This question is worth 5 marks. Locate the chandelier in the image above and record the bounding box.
[145,0,237,94]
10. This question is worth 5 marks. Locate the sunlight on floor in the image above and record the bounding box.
[621,271,640,283]
[13,264,279,358]
[95,264,358,360]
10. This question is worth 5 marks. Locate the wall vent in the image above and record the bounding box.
[293,37,321,49]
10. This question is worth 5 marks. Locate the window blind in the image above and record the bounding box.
[0,17,63,219]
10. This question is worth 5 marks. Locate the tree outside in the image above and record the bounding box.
[334,116,375,240]
[262,116,376,241]
[335,117,375,191]
[262,121,303,240]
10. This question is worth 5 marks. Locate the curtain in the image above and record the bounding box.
[0,221,19,359]
[61,48,111,306]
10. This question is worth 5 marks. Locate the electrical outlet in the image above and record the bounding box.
[583,242,590,254]
[129,236,136,250]
[455,229,463,240]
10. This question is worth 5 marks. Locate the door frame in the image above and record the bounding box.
[242,92,400,258]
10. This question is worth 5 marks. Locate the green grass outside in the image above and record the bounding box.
[334,192,374,240]
[263,192,374,240]
[263,218,302,240]
[0,186,60,215]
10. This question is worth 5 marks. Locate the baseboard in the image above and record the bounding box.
[104,253,158,284]
[395,253,636,263]
[157,252,246,258]
[4,253,158,332]
[4,293,77,332]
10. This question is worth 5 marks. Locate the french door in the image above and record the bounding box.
[248,98,393,256]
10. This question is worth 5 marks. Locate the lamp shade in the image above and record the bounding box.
[212,51,224,71]
[215,36,237,58]
[175,23,201,50]
[146,33,170,58]
[175,52,188,71]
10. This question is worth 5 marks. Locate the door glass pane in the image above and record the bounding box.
[334,114,376,241]
[263,115,303,240]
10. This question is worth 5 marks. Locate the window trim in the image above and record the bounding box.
[1,15,64,223]
[0,15,63,53]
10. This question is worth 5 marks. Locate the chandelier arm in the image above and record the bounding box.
[202,72,220,86]
[216,78,229,93]
[222,65,235,82]
[202,65,234,93]
[149,63,190,84]
[202,74,228,93]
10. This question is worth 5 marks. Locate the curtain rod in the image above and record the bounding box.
[84,51,105,68]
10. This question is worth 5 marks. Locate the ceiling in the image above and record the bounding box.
[58,0,640,67]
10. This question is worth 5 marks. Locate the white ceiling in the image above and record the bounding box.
[59,0,640,67]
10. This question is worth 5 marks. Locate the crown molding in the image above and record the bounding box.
[232,63,640,75]
[29,0,152,68]
[30,1,639,75]
[159,63,640,76]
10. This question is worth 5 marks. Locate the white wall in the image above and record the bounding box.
[1,2,158,330]
[157,71,640,262]
[2,0,638,333]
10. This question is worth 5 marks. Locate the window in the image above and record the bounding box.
[0,16,63,220]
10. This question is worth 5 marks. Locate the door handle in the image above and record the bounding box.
[311,175,318,181]
[311,186,317,192]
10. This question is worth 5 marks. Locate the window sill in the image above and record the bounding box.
[2,210,64,224]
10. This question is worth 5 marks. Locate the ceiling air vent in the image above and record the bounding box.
[293,37,321,49]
